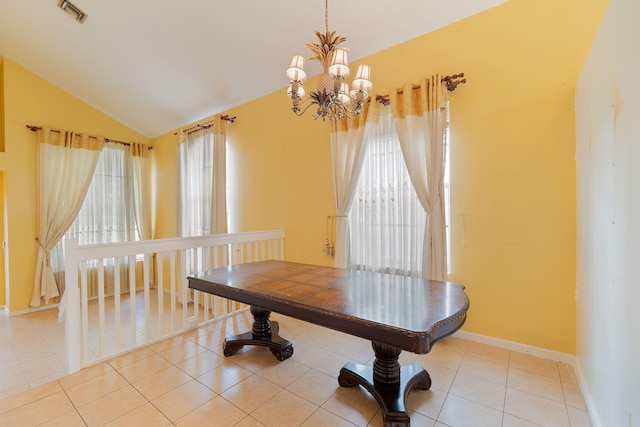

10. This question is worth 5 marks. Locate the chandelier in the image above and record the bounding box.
[286,0,372,121]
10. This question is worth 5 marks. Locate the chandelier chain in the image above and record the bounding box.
[325,0,329,33]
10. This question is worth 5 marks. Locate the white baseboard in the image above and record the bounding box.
[3,303,59,317]
[574,358,603,427]
[455,330,604,426]
[455,330,576,366]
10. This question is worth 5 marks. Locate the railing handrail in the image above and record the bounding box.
[61,229,286,374]
[66,229,285,261]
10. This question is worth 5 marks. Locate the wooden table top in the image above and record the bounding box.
[188,260,469,354]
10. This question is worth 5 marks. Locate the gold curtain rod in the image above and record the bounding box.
[26,125,152,150]
[175,114,237,135]
[375,73,466,106]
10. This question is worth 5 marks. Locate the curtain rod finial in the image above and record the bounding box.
[221,115,237,124]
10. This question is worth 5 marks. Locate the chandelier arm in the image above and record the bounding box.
[334,97,361,115]
[291,98,318,117]
[326,100,358,121]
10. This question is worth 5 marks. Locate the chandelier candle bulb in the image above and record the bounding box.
[353,65,373,91]
[338,82,350,104]
[286,55,306,81]
[287,82,305,98]
[328,48,350,78]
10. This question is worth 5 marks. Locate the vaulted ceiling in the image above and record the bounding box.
[0,0,507,137]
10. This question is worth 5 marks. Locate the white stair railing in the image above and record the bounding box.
[59,229,285,374]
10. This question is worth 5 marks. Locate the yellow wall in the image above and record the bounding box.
[1,56,5,153]
[1,57,5,307]
[153,0,606,354]
[0,58,149,312]
[435,0,604,353]
[0,0,607,354]
[150,131,178,239]
[227,93,335,264]
[0,172,5,308]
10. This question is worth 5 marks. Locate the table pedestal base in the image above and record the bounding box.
[338,342,431,427]
[223,306,294,361]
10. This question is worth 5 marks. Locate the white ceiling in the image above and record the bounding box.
[0,0,506,138]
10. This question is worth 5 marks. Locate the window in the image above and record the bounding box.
[179,126,229,276]
[64,143,138,245]
[179,126,228,237]
[348,105,451,277]
[51,142,139,294]
[180,128,215,237]
[53,142,138,253]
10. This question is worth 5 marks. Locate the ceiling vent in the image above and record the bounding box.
[58,0,88,23]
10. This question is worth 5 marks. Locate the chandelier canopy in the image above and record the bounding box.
[286,0,372,121]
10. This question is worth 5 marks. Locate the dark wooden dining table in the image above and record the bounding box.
[188,260,469,427]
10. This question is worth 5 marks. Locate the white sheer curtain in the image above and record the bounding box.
[179,115,227,237]
[391,75,449,280]
[179,116,228,306]
[32,128,102,307]
[211,116,228,235]
[330,100,380,268]
[60,143,138,244]
[51,142,140,296]
[130,142,153,241]
[348,105,427,277]
[179,127,214,237]
[178,116,228,237]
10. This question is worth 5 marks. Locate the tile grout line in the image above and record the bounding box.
[58,379,88,426]
[501,349,512,427]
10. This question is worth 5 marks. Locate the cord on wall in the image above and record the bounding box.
[323,216,336,257]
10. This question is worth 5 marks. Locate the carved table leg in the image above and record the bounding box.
[338,341,431,427]
[223,306,294,361]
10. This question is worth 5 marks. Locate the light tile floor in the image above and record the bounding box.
[0,308,67,400]
[0,308,592,426]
